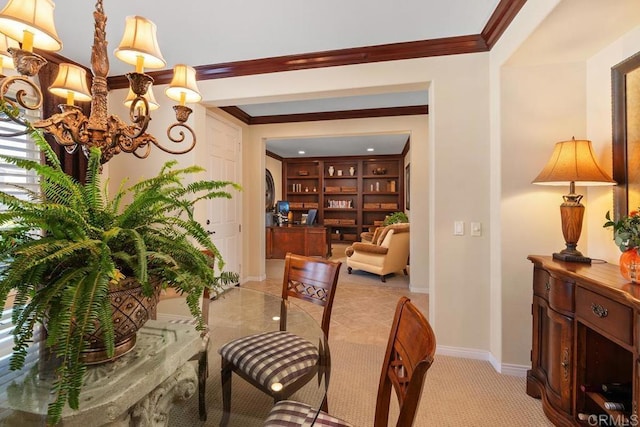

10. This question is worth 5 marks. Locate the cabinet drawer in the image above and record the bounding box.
[533,267,550,298]
[533,267,574,315]
[576,287,632,346]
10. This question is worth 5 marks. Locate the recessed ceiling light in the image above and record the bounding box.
[298,150,305,154]
[367,148,374,152]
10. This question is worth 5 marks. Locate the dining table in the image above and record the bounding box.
[201,286,330,426]
[0,286,330,426]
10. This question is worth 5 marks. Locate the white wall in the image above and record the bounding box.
[107,54,492,358]
[501,62,587,365]
[102,0,640,371]
[191,53,492,353]
[493,1,640,369]
[585,26,640,263]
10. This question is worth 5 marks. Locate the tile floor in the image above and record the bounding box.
[242,246,428,346]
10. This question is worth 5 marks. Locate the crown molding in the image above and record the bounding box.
[106,0,525,90]
[107,35,487,89]
[481,0,527,49]
[221,105,428,125]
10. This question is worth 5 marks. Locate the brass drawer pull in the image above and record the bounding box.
[591,303,608,318]
[545,281,550,291]
[561,348,570,379]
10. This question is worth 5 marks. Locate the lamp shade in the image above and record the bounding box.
[0,0,61,52]
[48,63,92,103]
[124,85,159,111]
[532,138,615,186]
[0,34,19,69]
[114,16,166,70]
[165,64,201,104]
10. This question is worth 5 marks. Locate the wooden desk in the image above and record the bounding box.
[527,255,640,426]
[266,225,330,259]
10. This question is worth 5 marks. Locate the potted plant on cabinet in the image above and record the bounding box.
[0,124,240,423]
[383,211,409,226]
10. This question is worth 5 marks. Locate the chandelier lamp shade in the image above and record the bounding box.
[48,63,92,105]
[0,33,18,69]
[114,15,166,72]
[124,85,159,112]
[0,0,202,164]
[532,138,616,262]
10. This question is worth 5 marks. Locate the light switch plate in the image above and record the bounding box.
[454,221,464,236]
[471,221,482,237]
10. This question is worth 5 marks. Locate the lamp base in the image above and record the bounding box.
[552,252,592,264]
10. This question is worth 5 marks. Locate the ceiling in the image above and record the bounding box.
[36,1,640,158]
[50,1,502,77]
[266,134,410,159]
[43,0,504,158]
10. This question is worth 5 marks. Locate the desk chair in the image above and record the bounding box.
[263,297,436,427]
[219,253,341,425]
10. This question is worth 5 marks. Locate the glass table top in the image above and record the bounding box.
[0,287,330,426]
[200,287,329,426]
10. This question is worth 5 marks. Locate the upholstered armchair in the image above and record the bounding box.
[345,223,410,282]
[360,226,382,244]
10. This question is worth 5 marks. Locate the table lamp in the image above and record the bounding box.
[532,138,616,262]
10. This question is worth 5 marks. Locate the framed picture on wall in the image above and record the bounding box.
[613,51,640,219]
[405,164,410,210]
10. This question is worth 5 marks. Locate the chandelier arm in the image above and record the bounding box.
[156,122,197,155]
[0,0,198,165]
[33,109,90,148]
[132,143,152,159]
[128,96,151,139]
[64,145,79,155]
[104,115,153,162]
[0,75,43,112]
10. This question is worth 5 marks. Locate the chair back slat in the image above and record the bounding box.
[374,297,436,427]
[282,253,341,337]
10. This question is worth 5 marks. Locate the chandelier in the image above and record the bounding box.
[0,0,202,164]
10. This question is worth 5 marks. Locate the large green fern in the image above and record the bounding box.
[0,112,240,424]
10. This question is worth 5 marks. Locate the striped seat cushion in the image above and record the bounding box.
[263,400,353,427]
[219,331,319,390]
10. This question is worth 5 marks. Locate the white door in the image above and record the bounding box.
[205,112,242,283]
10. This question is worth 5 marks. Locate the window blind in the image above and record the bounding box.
[0,98,42,379]
[0,104,41,209]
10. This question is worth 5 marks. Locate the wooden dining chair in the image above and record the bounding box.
[262,296,436,427]
[218,252,342,425]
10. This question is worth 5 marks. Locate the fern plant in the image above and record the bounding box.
[0,119,240,423]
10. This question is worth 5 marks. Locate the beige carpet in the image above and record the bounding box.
[167,248,551,426]
[169,339,551,426]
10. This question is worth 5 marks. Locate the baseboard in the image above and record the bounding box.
[499,362,529,377]
[243,274,266,283]
[408,284,429,294]
[436,345,529,377]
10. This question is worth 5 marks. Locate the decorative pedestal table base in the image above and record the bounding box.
[0,321,203,426]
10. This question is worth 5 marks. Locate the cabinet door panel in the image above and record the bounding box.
[540,300,573,413]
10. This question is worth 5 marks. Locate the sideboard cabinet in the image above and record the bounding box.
[527,255,640,426]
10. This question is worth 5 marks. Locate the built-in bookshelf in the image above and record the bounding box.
[282,155,404,242]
